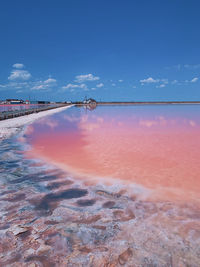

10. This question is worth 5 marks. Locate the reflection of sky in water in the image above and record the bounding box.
[24,105,200,203]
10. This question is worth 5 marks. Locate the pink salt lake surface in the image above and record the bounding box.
[25,105,200,204]
[1,104,200,266]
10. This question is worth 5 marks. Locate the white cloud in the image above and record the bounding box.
[96,83,104,88]
[165,64,181,70]
[185,77,199,83]
[8,70,31,81]
[111,83,116,86]
[184,64,200,69]
[132,85,136,88]
[156,84,166,88]
[44,78,57,84]
[31,84,47,90]
[191,77,198,83]
[166,64,200,70]
[160,79,168,84]
[140,77,159,84]
[0,81,31,91]
[31,78,57,90]
[62,83,87,91]
[3,65,58,91]
[13,63,24,69]
[62,83,80,89]
[118,79,123,82]
[75,74,100,83]
[171,80,178,84]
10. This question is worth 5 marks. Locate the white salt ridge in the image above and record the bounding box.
[0,105,73,141]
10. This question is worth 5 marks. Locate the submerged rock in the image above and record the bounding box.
[118,248,133,265]
[10,225,29,236]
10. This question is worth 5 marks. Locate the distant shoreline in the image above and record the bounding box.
[97,101,200,105]
[74,101,200,106]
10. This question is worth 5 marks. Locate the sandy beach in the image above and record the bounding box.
[0,105,73,141]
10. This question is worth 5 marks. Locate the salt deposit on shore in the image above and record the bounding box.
[0,105,73,141]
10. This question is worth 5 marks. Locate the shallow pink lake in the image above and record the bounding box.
[24,105,200,203]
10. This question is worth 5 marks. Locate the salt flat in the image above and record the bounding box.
[0,105,73,141]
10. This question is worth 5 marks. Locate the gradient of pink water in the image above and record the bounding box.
[25,106,200,203]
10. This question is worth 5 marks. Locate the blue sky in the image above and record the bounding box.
[0,0,200,101]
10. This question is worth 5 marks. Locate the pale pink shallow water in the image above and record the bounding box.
[25,105,200,204]
[1,105,200,266]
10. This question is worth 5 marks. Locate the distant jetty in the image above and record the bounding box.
[0,104,71,121]
[0,105,73,140]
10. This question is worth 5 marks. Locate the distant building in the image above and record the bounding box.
[38,101,50,104]
[83,98,96,104]
[6,99,24,104]
[25,100,30,104]
[84,98,97,110]
[30,100,50,104]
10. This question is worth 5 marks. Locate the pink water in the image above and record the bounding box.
[24,105,200,203]
[1,104,200,265]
